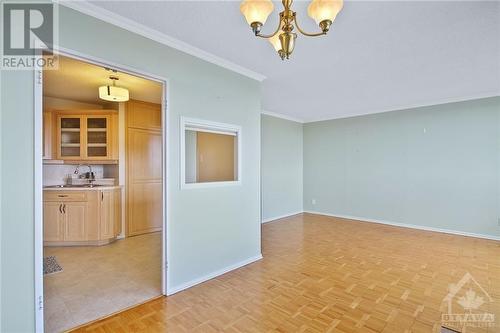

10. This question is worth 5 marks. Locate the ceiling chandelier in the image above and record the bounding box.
[240,0,343,60]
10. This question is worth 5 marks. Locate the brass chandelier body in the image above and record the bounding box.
[240,0,343,60]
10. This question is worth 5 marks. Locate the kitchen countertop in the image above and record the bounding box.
[43,185,122,191]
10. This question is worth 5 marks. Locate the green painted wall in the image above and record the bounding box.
[0,6,261,332]
[303,97,500,238]
[1,69,36,332]
[261,115,303,221]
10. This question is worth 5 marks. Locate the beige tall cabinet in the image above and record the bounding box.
[125,100,163,236]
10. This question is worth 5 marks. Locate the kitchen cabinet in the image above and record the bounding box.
[63,201,87,241]
[43,109,118,163]
[43,187,121,246]
[100,188,122,239]
[86,116,111,159]
[126,100,163,236]
[43,111,54,159]
[43,202,64,241]
[58,115,83,159]
[43,191,91,244]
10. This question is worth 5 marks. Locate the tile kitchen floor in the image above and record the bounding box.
[43,232,162,333]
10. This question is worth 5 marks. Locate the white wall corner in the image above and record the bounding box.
[166,254,263,295]
[57,0,266,82]
[261,110,304,124]
[262,211,303,224]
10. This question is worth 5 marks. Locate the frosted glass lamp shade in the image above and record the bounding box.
[307,0,343,24]
[240,0,274,25]
[268,32,282,52]
[99,85,129,102]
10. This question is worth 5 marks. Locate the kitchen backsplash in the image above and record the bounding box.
[43,164,105,186]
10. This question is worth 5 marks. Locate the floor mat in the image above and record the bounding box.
[43,256,63,275]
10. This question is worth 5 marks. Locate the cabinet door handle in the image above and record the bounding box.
[63,204,66,214]
[101,192,104,201]
[59,204,63,214]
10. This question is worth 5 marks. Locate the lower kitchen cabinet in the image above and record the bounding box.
[63,201,88,241]
[43,202,65,242]
[43,188,121,246]
[100,188,122,239]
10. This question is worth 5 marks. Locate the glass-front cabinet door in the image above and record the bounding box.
[55,112,115,161]
[86,116,110,159]
[58,116,82,159]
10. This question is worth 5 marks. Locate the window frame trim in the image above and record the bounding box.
[180,116,242,189]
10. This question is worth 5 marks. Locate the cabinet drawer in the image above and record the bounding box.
[44,191,87,202]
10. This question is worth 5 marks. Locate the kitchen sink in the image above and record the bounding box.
[45,184,104,188]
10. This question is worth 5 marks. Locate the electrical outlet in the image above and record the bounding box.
[312,199,316,205]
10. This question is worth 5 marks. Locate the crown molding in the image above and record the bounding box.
[261,110,304,123]
[56,0,266,82]
[303,91,500,123]
[264,92,499,124]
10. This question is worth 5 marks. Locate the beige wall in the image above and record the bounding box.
[43,96,105,110]
[197,132,236,182]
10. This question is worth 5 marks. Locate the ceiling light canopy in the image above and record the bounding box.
[98,76,129,102]
[240,0,343,60]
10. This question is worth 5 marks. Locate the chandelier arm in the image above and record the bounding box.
[294,15,326,37]
[255,16,283,39]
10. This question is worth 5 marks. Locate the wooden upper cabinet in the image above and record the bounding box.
[43,111,54,159]
[51,110,118,162]
[126,100,161,130]
[57,115,83,159]
[86,115,111,160]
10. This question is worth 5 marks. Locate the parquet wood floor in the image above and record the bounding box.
[73,213,500,333]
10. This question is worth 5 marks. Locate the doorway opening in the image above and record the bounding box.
[35,51,168,332]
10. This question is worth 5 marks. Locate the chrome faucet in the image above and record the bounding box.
[74,164,95,183]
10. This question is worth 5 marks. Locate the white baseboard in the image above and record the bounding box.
[166,254,263,295]
[304,210,500,241]
[262,211,303,224]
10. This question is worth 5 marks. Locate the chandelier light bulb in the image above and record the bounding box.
[307,0,343,25]
[240,0,274,26]
[268,32,282,53]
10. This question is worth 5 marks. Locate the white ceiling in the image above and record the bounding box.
[44,54,163,104]
[86,0,499,122]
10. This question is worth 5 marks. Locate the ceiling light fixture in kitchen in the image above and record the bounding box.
[98,76,129,102]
